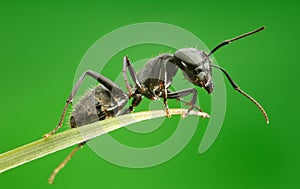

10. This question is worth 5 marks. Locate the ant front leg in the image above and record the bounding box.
[44,70,126,138]
[167,88,201,116]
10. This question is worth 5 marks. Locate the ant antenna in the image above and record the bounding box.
[211,64,269,124]
[208,26,265,56]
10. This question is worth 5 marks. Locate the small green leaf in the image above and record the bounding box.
[0,109,209,173]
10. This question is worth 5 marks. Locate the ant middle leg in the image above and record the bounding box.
[122,56,144,96]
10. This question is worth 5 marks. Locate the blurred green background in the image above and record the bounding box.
[0,1,299,188]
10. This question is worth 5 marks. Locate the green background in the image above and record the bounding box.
[1,1,299,188]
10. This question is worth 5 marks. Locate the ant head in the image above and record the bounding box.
[174,27,269,124]
[174,48,214,94]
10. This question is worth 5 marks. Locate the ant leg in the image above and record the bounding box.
[163,95,171,117]
[123,56,144,95]
[48,142,85,184]
[175,97,202,112]
[129,94,142,112]
[118,94,142,115]
[167,89,202,112]
[161,62,171,117]
[163,89,170,117]
[44,70,127,138]
[167,88,200,114]
[121,56,144,115]
[123,56,133,95]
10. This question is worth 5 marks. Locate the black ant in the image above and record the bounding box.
[44,26,269,184]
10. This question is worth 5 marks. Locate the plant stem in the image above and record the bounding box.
[0,109,209,173]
